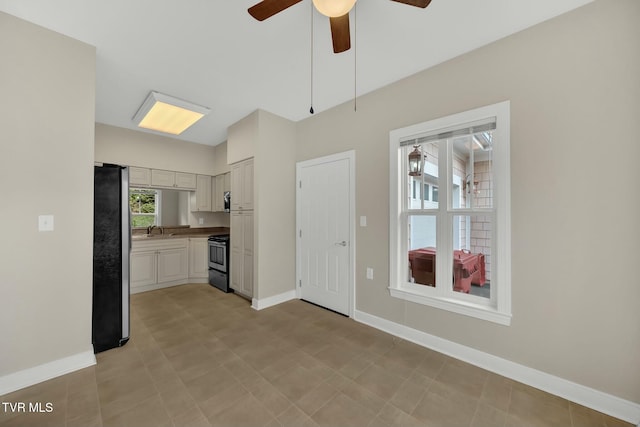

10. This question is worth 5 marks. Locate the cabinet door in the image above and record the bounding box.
[157,247,188,283]
[230,163,243,211]
[241,160,254,210]
[224,172,231,192]
[242,253,253,297]
[242,211,254,257]
[175,172,197,190]
[230,212,243,252]
[230,211,253,297]
[189,238,209,279]
[211,175,218,212]
[230,212,243,292]
[130,250,157,289]
[192,175,212,212]
[151,169,175,187]
[129,167,151,187]
[230,249,242,292]
[242,212,253,296]
[214,175,225,212]
[230,159,254,211]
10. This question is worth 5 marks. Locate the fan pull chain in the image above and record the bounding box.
[353,1,357,112]
[309,1,315,115]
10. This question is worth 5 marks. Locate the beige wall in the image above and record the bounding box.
[0,13,96,375]
[95,123,229,228]
[213,141,230,175]
[226,109,297,301]
[95,123,217,176]
[254,111,297,300]
[2,0,637,408]
[227,111,258,165]
[295,0,640,403]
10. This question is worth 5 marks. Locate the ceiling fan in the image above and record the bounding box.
[248,0,432,54]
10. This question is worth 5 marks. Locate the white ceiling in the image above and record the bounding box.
[0,0,593,146]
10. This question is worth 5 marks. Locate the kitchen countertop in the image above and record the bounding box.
[131,227,229,241]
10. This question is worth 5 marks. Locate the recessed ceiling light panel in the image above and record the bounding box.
[132,91,211,135]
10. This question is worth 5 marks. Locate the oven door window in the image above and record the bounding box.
[209,243,226,272]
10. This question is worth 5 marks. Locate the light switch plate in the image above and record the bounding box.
[38,215,54,231]
[360,216,367,227]
[366,268,374,280]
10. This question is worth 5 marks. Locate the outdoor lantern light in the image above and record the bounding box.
[464,174,480,194]
[408,145,423,177]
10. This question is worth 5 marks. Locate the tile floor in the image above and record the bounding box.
[0,283,633,427]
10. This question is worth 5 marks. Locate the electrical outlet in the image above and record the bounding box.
[366,268,374,280]
[360,216,367,227]
[198,217,204,225]
[38,215,54,232]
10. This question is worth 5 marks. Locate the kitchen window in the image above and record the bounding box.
[389,101,511,325]
[129,188,161,227]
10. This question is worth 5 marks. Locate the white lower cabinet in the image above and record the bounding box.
[230,211,253,297]
[188,237,209,282]
[131,239,188,293]
[130,250,157,287]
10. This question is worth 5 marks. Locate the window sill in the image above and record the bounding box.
[388,286,512,326]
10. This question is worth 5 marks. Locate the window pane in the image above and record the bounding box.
[131,215,155,228]
[405,142,439,210]
[453,215,491,298]
[422,142,439,209]
[130,189,157,214]
[452,132,493,209]
[408,214,436,286]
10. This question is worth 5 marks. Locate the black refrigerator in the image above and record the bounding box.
[92,163,130,353]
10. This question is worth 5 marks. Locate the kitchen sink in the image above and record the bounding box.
[135,233,174,239]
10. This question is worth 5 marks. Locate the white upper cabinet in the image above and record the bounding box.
[213,174,225,212]
[174,172,197,190]
[151,169,175,187]
[191,174,212,212]
[224,172,231,192]
[148,169,196,190]
[231,159,253,211]
[129,167,151,187]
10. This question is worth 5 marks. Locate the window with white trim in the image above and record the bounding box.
[389,101,511,325]
[129,188,161,228]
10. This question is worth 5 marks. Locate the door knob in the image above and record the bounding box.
[335,241,347,246]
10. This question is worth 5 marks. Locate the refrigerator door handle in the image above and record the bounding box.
[120,167,130,343]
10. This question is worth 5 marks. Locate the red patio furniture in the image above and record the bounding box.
[408,247,486,293]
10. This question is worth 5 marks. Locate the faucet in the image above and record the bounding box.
[146,225,156,235]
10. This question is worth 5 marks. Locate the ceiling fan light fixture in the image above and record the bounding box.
[312,0,356,17]
[132,91,211,135]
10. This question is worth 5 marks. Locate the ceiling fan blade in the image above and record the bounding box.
[389,0,432,8]
[329,14,351,54]
[248,0,303,21]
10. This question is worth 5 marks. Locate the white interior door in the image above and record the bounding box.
[297,151,354,316]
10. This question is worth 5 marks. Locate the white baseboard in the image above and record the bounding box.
[252,290,297,311]
[0,350,96,396]
[353,309,640,425]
